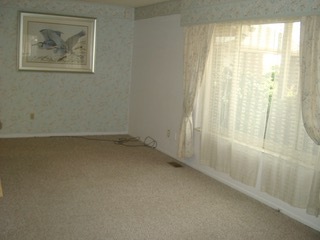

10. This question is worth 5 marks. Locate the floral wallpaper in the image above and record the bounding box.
[135,0,181,20]
[0,0,134,136]
[181,0,320,26]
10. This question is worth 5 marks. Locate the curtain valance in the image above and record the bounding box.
[181,0,320,26]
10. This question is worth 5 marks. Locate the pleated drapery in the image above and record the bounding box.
[300,15,320,216]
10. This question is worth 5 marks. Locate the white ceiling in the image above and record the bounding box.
[79,0,169,8]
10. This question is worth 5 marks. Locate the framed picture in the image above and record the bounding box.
[18,12,96,73]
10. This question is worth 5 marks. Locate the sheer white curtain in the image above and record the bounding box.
[178,24,214,159]
[200,19,320,216]
[300,15,320,216]
[201,22,272,186]
[260,21,320,213]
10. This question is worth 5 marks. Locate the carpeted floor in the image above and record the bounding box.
[0,136,319,240]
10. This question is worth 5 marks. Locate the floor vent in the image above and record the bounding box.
[168,162,183,168]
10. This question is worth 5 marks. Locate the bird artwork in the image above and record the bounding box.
[33,29,86,62]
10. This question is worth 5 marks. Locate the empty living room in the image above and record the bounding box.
[1,0,320,239]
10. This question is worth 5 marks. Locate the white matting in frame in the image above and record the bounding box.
[18,12,96,73]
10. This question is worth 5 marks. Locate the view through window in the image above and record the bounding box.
[200,20,318,192]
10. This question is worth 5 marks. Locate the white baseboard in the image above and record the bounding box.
[155,146,177,159]
[180,160,320,232]
[0,131,129,138]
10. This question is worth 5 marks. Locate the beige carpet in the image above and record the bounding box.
[0,136,319,240]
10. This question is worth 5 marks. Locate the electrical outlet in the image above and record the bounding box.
[167,129,170,138]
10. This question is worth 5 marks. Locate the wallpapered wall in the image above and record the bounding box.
[135,0,181,20]
[0,0,134,137]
